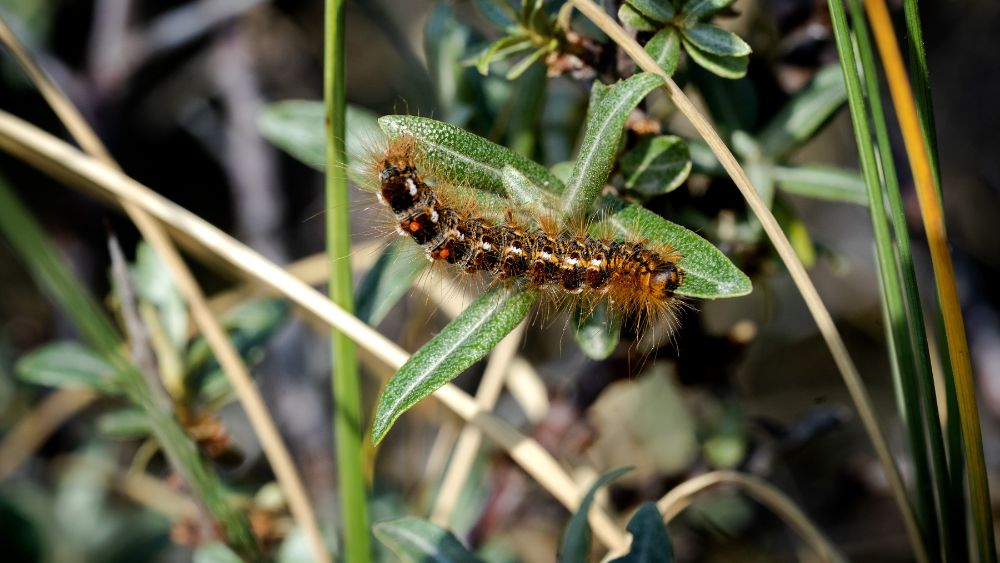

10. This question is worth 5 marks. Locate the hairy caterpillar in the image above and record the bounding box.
[366,136,686,335]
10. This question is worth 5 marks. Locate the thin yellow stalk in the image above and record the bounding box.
[566,1,924,559]
[0,18,330,562]
[863,1,995,559]
[0,110,628,552]
[655,471,846,563]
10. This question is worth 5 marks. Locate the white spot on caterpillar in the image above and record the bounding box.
[565,257,579,266]
[591,258,603,266]
[430,209,439,223]
[376,192,385,204]
[507,246,523,255]
[540,251,552,260]
[395,225,407,237]
[424,252,434,261]
[406,178,417,197]
[481,241,492,250]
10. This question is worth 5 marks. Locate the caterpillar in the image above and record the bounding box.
[368,136,685,334]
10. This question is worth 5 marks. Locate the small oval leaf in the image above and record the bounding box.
[594,198,752,299]
[681,0,735,25]
[609,503,674,563]
[621,135,692,195]
[378,115,564,194]
[563,73,665,218]
[624,0,675,23]
[681,24,751,57]
[572,302,621,361]
[97,408,151,439]
[371,285,538,444]
[373,517,482,563]
[558,466,633,563]
[16,342,122,394]
[681,39,748,79]
[618,3,659,31]
[644,27,682,75]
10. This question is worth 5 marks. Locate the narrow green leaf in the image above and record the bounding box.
[625,0,674,22]
[355,238,429,326]
[618,3,659,31]
[501,164,561,218]
[476,35,532,75]
[774,165,868,206]
[644,27,682,75]
[371,285,538,444]
[758,64,847,159]
[16,342,122,394]
[97,408,152,439]
[378,115,564,195]
[688,64,757,137]
[682,24,751,57]
[133,242,187,350]
[572,302,621,361]
[680,0,735,25]
[621,135,692,195]
[558,466,633,563]
[373,517,482,563]
[258,101,381,177]
[563,73,665,217]
[505,45,551,80]
[681,39,748,79]
[595,198,752,299]
[610,503,674,563]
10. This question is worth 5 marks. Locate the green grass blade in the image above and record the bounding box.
[902,0,942,195]
[827,1,944,559]
[325,0,371,561]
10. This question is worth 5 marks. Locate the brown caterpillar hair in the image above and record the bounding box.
[369,136,685,335]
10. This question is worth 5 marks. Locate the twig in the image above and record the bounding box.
[656,471,847,563]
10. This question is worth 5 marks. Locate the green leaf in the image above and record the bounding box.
[373,517,482,563]
[687,140,725,176]
[501,164,561,218]
[594,198,752,299]
[505,45,552,80]
[682,24,751,57]
[558,466,633,563]
[97,408,151,439]
[609,503,674,563]
[371,285,538,444]
[473,0,518,30]
[758,65,847,159]
[625,0,675,22]
[621,135,692,195]
[132,242,187,350]
[618,3,659,31]
[774,165,868,205]
[680,0,735,25]
[16,342,122,394]
[572,302,621,360]
[644,27,682,75]
[681,39,748,79]
[688,64,757,136]
[355,238,429,326]
[258,101,381,177]
[193,542,244,563]
[378,115,564,195]
[563,73,665,217]
[476,35,533,75]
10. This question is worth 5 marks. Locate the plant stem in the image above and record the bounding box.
[863,0,996,560]
[324,1,371,561]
